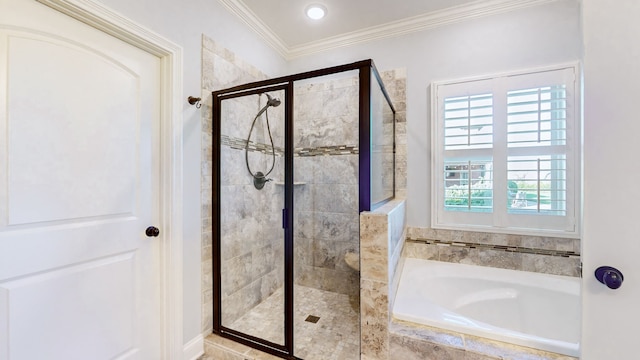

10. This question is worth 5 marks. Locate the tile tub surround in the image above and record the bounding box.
[389,320,578,360]
[360,199,406,360]
[405,227,581,277]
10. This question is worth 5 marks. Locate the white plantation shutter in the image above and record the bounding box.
[506,84,568,216]
[507,156,566,215]
[444,94,493,150]
[443,160,494,212]
[432,65,579,236]
[506,86,567,147]
[442,93,494,213]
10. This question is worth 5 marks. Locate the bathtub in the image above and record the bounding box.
[392,258,580,357]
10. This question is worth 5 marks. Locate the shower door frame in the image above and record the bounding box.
[212,82,294,357]
[212,59,396,360]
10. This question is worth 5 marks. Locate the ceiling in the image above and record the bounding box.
[218,0,554,59]
[239,0,475,47]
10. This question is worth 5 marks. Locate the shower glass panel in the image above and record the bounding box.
[370,69,395,205]
[218,88,286,347]
[293,71,361,360]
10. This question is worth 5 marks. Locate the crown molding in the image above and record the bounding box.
[287,0,559,59]
[217,0,289,58]
[219,0,559,60]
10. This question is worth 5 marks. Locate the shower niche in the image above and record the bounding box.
[212,60,395,360]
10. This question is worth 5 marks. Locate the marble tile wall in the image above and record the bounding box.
[292,69,406,298]
[359,199,406,360]
[405,227,581,276]
[371,75,394,204]
[219,147,285,326]
[293,76,361,297]
[202,35,281,333]
[293,76,360,148]
[380,69,407,199]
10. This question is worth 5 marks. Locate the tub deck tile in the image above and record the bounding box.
[389,320,464,348]
[390,331,492,360]
[389,320,578,360]
[464,334,578,360]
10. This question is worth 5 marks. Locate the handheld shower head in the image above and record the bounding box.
[246,93,280,190]
[255,94,281,118]
[266,94,281,107]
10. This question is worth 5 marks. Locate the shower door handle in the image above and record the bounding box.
[282,209,288,229]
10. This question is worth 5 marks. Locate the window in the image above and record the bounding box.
[432,65,579,236]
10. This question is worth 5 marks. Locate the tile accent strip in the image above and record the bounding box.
[296,145,358,157]
[221,134,358,157]
[220,134,283,155]
[406,238,581,258]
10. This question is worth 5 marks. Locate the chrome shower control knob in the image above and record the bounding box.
[145,226,160,237]
[595,266,624,289]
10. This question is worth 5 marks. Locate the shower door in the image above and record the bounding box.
[214,84,293,355]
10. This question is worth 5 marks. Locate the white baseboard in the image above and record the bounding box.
[183,334,204,360]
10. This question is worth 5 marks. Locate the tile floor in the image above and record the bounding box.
[208,285,360,360]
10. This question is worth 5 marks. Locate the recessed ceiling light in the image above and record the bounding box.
[306,4,327,20]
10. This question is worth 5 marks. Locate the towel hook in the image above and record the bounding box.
[188,96,202,109]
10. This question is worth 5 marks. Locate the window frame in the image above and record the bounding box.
[431,63,581,238]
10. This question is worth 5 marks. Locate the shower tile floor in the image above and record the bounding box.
[225,285,360,360]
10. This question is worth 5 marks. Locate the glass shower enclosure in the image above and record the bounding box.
[212,60,395,360]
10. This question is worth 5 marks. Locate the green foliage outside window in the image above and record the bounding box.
[445,178,493,208]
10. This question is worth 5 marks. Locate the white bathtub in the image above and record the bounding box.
[392,258,580,357]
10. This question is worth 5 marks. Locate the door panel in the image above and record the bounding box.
[0,0,161,359]
[0,253,136,359]
[7,34,138,224]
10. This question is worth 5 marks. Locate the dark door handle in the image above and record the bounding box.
[145,226,160,237]
[595,266,624,289]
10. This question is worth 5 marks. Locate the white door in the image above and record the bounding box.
[0,0,162,359]
[582,0,640,359]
